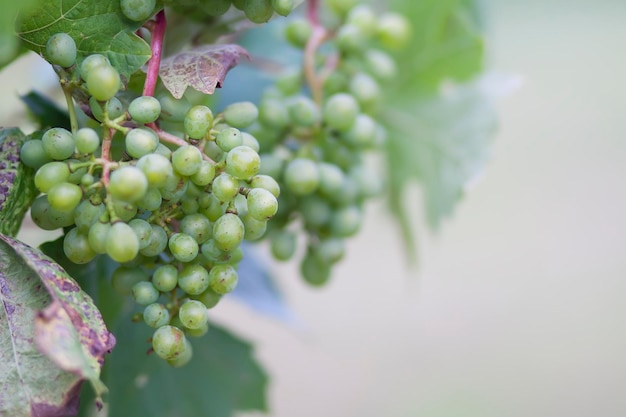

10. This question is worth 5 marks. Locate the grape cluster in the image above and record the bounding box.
[24,33,279,366]
[164,0,294,23]
[250,3,410,285]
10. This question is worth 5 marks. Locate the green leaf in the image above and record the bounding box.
[159,44,249,99]
[0,234,114,416]
[0,128,38,237]
[385,81,497,231]
[96,316,268,417]
[21,91,71,130]
[16,0,151,80]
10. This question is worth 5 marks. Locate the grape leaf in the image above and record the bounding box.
[159,44,249,99]
[0,128,38,237]
[0,234,114,416]
[16,0,151,80]
[99,317,268,417]
[20,91,71,130]
[0,234,115,414]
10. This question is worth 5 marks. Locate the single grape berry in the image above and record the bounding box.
[323,93,359,132]
[301,251,331,286]
[226,146,260,180]
[211,173,240,203]
[181,213,212,244]
[377,12,411,49]
[75,128,100,154]
[80,54,110,79]
[243,0,274,23]
[346,4,377,36]
[111,266,149,295]
[212,213,245,252]
[121,0,156,22]
[143,303,170,328]
[246,188,278,220]
[249,175,280,197]
[106,222,140,263]
[88,222,111,254]
[129,218,152,249]
[242,213,267,241]
[74,200,105,231]
[42,128,75,161]
[284,18,312,48]
[86,64,120,101]
[216,127,243,152]
[191,288,222,309]
[283,158,320,195]
[168,233,199,263]
[34,161,70,193]
[46,33,76,68]
[47,182,82,212]
[270,230,297,261]
[125,127,159,158]
[190,161,216,186]
[167,337,192,367]
[131,281,159,306]
[258,98,290,128]
[20,140,51,169]
[271,0,293,16]
[140,224,168,256]
[208,264,238,294]
[178,264,210,295]
[223,101,258,128]
[109,166,148,202]
[152,264,178,292]
[178,300,208,330]
[184,105,213,139]
[89,96,124,122]
[136,153,173,188]
[288,96,320,127]
[129,95,161,123]
[172,145,202,176]
[63,227,97,264]
[152,325,186,360]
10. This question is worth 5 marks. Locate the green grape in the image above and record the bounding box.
[179,300,208,330]
[109,166,148,203]
[125,127,159,158]
[288,96,320,127]
[89,96,124,122]
[80,173,95,187]
[184,105,213,139]
[137,187,163,211]
[243,0,274,23]
[185,322,209,337]
[49,206,76,228]
[232,0,245,9]
[75,128,100,154]
[155,143,173,159]
[212,213,244,252]
[317,162,345,197]
[106,222,140,263]
[46,33,76,68]
[152,264,178,292]
[152,325,186,360]
[330,176,359,206]
[178,264,210,295]
[182,198,199,215]
[63,227,96,264]
[158,92,191,122]
[258,153,284,178]
[326,0,358,15]
[86,64,120,101]
[349,73,381,108]
[159,171,188,202]
[30,195,57,230]
[74,200,105,231]
[300,195,331,227]
[343,114,377,147]
[191,288,222,309]
[121,0,156,21]
[166,337,192,367]
[284,18,311,48]
[172,145,202,176]
[330,205,362,237]
[246,188,278,220]
[200,238,227,262]
[301,251,331,286]
[136,154,173,188]
[211,173,240,203]
[168,233,199,263]
[66,160,88,185]
[322,71,348,96]
[346,4,377,36]
[350,165,383,198]
[129,95,161,123]
[364,49,397,81]
[249,175,280,197]
[42,128,75,161]
[111,266,148,295]
[143,303,170,328]
[323,93,359,132]
[34,161,70,193]
[129,218,152,249]
[270,230,296,261]
[190,160,216,186]
[88,221,111,254]
[284,158,319,195]
[377,12,411,49]
[241,132,260,152]
[80,54,110,79]
[199,194,224,222]
[274,69,301,95]
[20,140,51,169]
[226,146,260,180]
[208,264,238,294]
[216,127,243,152]
[201,0,231,16]
[112,199,138,222]
[243,213,267,241]
[271,0,293,16]
[223,101,258,128]
[181,213,212,244]
[258,98,290,129]
[203,141,225,162]
[132,281,160,305]
[336,24,366,54]
[314,237,346,264]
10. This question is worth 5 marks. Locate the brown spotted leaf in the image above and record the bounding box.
[159,44,249,99]
[0,234,114,416]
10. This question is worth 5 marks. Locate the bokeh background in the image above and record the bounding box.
[3,0,626,416]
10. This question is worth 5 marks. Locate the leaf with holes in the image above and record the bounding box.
[16,0,151,80]
[0,234,115,416]
[159,44,249,99]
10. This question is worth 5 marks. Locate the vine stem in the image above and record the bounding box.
[304,0,329,106]
[143,9,166,97]
[61,82,78,134]
[100,128,114,186]
[150,125,216,163]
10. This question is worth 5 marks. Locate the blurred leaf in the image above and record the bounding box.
[20,91,71,130]
[16,0,151,80]
[98,316,268,417]
[159,44,249,99]
[0,128,38,237]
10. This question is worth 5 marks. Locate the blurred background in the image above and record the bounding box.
[3,0,626,416]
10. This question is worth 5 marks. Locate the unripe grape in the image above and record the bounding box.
[159,171,188,202]
[270,230,296,261]
[318,162,345,196]
[243,0,274,23]
[226,146,260,180]
[249,175,280,197]
[125,127,159,158]
[158,92,191,122]
[212,213,244,252]
[20,140,51,169]
[349,73,381,108]
[110,266,148,295]
[258,98,290,129]
[284,18,311,48]
[35,161,70,193]
[132,281,159,305]
[242,213,267,241]
[179,300,208,330]
[241,132,260,152]
[201,0,231,16]
[259,153,284,178]
[42,128,75,161]
[246,188,278,220]
[112,199,138,222]
[89,96,124,122]
[216,127,243,152]
[315,237,346,264]
[191,288,222,309]
[166,337,192,367]
[75,128,100,154]
[186,322,209,338]
[80,54,110,79]
[336,24,366,53]
[137,187,163,211]
[172,145,202,176]
[284,158,319,195]
[178,264,210,295]
[346,5,377,36]
[343,114,377,147]
[136,153,173,188]
[88,222,111,254]
[300,196,331,227]
[30,196,56,230]
[143,303,170,328]
[74,200,105,231]
[121,0,156,21]
[323,93,359,131]
[109,166,148,202]
[63,227,96,264]
[106,222,140,263]
[301,251,331,286]
[184,105,213,139]
[46,33,76,68]
[223,101,258,128]
[330,205,362,237]
[181,213,212,244]
[377,12,411,49]
[168,233,199,263]
[129,95,161,123]
[152,264,178,292]
[66,160,88,185]
[190,160,216,186]
[208,264,238,294]
[86,64,120,101]
[152,325,186,360]
[274,69,301,95]
[326,0,358,15]
[364,49,397,81]
[129,218,152,249]
[288,96,320,127]
[271,0,293,16]
[211,173,240,203]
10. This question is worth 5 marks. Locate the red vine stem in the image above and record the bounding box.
[101,128,115,185]
[304,0,329,105]
[143,9,166,97]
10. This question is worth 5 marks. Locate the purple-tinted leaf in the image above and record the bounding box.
[159,44,249,99]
